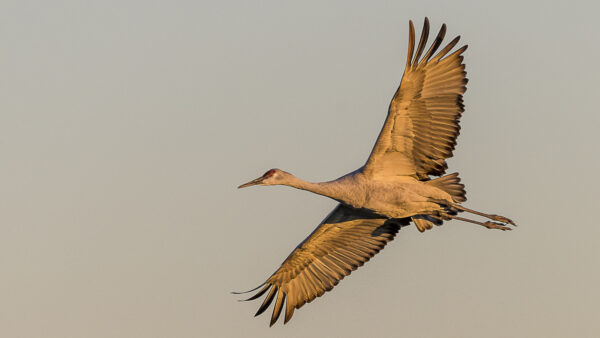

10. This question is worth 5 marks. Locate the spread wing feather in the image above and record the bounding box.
[236,204,409,326]
[364,18,468,179]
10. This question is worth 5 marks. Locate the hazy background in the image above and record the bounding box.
[2,1,599,337]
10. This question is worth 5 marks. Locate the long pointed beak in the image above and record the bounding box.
[238,177,264,189]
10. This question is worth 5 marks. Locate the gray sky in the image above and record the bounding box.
[1,1,599,337]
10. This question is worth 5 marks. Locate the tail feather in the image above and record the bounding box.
[412,215,443,232]
[413,173,466,232]
[426,172,467,203]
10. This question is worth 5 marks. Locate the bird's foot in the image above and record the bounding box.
[490,215,516,226]
[483,221,512,231]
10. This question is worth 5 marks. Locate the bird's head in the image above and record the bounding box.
[238,168,290,188]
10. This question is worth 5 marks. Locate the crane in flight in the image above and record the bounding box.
[235,18,515,326]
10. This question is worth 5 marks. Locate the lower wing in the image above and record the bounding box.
[234,204,409,326]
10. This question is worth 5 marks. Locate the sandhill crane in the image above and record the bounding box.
[235,18,515,326]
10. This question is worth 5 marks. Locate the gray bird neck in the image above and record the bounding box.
[281,175,351,204]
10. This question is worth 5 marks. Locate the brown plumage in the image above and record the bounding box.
[236,18,516,326]
[364,20,467,179]
[234,205,409,325]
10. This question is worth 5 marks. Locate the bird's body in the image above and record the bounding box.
[235,18,515,326]
[279,169,454,219]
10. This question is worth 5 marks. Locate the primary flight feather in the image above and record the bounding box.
[235,18,515,326]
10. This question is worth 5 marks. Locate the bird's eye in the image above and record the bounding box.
[263,169,276,178]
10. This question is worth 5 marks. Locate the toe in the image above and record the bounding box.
[492,215,516,226]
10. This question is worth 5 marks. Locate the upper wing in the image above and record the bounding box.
[364,18,468,179]
[235,204,409,326]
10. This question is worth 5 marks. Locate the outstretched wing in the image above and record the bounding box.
[364,18,468,179]
[235,204,409,326]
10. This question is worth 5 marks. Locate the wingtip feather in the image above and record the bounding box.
[255,286,277,317]
[242,284,270,302]
[269,290,286,326]
[420,22,447,65]
[413,17,430,66]
[284,296,295,324]
[406,20,416,68]
[231,282,266,295]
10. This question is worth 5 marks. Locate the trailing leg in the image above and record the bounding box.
[449,203,516,226]
[428,198,516,227]
[437,213,512,231]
